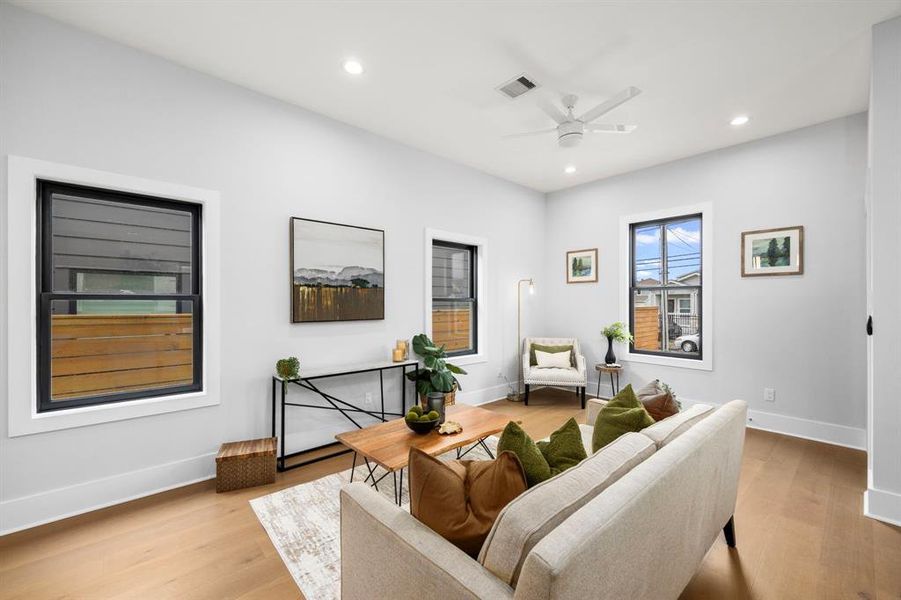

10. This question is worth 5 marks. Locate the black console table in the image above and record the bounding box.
[271,360,418,471]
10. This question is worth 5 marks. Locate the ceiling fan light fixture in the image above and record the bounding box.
[342,59,364,75]
[564,165,576,174]
[730,115,750,126]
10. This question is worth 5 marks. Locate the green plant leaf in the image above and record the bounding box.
[445,363,467,375]
[430,371,454,393]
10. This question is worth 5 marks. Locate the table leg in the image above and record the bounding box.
[401,365,407,414]
[379,370,385,421]
[271,377,276,439]
[597,375,601,399]
[398,468,404,505]
[350,452,357,483]
[610,372,616,396]
[279,380,287,472]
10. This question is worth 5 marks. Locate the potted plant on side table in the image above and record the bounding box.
[601,322,633,365]
[405,333,467,424]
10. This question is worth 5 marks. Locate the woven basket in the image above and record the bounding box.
[419,385,456,410]
[215,437,276,493]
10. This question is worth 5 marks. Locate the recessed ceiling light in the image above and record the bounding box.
[730,115,750,126]
[564,165,577,174]
[342,59,364,75]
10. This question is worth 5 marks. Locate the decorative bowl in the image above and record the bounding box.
[405,417,439,435]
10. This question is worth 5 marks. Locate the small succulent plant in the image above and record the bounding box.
[276,356,300,379]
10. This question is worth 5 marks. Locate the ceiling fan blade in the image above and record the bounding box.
[503,128,558,139]
[536,96,567,125]
[585,124,637,133]
[577,86,642,124]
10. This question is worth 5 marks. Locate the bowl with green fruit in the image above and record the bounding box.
[403,405,440,434]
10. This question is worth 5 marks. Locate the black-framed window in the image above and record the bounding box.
[431,240,477,356]
[36,180,203,412]
[630,214,702,359]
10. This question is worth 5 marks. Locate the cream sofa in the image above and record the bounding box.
[340,400,747,600]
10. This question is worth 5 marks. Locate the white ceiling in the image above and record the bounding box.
[13,1,901,192]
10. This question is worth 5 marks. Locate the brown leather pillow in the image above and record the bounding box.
[408,448,527,557]
[635,380,679,421]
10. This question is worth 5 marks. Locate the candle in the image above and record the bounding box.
[395,339,408,359]
[392,348,404,362]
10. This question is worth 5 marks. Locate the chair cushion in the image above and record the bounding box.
[478,432,655,586]
[535,349,572,369]
[529,343,575,367]
[635,379,680,421]
[524,367,584,384]
[592,384,656,452]
[640,403,715,448]
[408,447,527,558]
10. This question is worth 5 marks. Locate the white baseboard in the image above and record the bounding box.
[0,452,216,536]
[587,378,867,451]
[0,383,514,536]
[742,408,866,450]
[457,383,515,406]
[864,487,901,527]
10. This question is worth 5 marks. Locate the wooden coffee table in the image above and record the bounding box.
[335,404,514,504]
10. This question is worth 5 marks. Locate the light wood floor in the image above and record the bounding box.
[1,388,899,599]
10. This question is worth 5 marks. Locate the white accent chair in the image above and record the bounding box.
[522,337,588,408]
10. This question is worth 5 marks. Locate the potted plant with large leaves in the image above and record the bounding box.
[405,333,467,422]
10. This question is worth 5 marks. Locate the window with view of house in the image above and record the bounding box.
[36,180,203,412]
[431,240,477,356]
[630,214,702,358]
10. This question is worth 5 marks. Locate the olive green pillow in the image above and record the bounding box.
[536,417,588,475]
[529,343,575,367]
[497,418,587,487]
[592,384,656,452]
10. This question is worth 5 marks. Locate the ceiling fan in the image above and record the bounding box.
[505,86,641,147]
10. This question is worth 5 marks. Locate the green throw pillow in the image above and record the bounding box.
[497,418,587,487]
[592,384,656,452]
[529,343,575,367]
[536,417,588,476]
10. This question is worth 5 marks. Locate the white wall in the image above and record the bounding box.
[544,114,868,445]
[0,6,545,533]
[865,15,901,526]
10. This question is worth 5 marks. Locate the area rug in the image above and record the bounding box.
[250,436,499,600]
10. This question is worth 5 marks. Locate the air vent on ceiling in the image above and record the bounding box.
[496,74,539,99]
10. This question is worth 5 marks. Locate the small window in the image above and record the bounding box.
[431,240,477,356]
[630,214,702,359]
[36,181,203,412]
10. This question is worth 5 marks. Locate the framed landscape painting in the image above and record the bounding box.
[566,248,598,283]
[741,225,804,277]
[290,218,385,322]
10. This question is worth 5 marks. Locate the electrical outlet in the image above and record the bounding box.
[764,388,776,403]
[363,392,373,406]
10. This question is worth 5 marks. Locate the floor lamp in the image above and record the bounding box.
[512,278,535,401]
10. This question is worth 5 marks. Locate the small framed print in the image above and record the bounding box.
[566,248,598,283]
[741,226,804,277]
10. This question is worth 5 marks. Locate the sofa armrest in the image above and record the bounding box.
[340,483,514,600]
[575,353,587,376]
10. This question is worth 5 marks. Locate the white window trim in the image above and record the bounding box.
[619,202,713,371]
[5,156,221,436]
[423,229,487,366]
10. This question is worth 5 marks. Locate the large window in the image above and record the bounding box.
[431,240,477,356]
[36,180,203,412]
[630,214,702,359]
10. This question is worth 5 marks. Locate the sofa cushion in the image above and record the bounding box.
[535,349,572,369]
[408,447,527,558]
[592,384,656,452]
[497,421,551,487]
[635,379,680,421]
[525,367,584,384]
[535,418,587,475]
[640,403,715,448]
[478,432,655,587]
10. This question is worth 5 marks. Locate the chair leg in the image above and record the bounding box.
[580,386,586,409]
[524,384,530,405]
[723,515,736,548]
